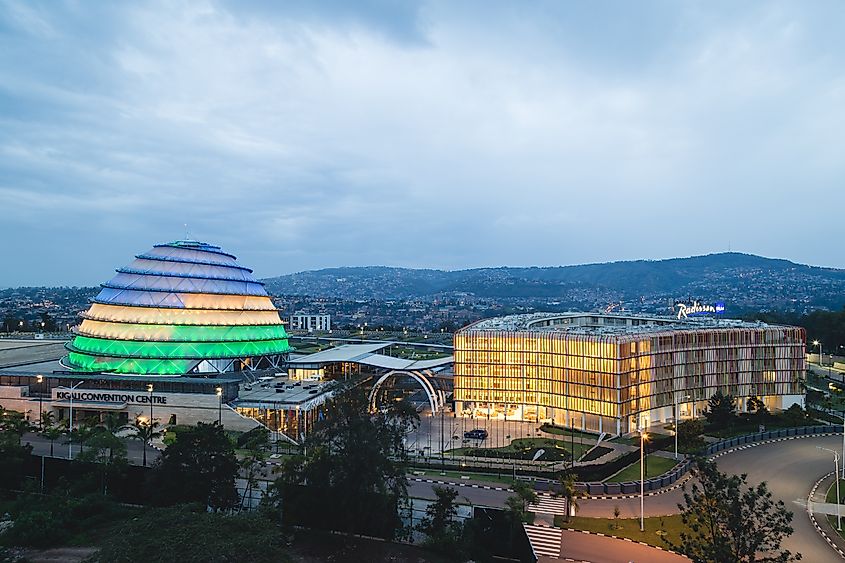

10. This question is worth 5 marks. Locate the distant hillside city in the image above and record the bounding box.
[3,252,845,339]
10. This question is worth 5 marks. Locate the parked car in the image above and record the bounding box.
[463,429,488,440]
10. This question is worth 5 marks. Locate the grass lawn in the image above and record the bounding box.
[605,454,679,482]
[555,514,686,550]
[825,479,845,504]
[538,423,598,441]
[446,436,592,462]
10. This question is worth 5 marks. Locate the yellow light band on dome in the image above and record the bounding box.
[83,303,283,326]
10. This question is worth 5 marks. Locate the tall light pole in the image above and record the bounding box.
[814,340,822,366]
[820,447,841,531]
[36,375,43,429]
[59,381,84,459]
[216,386,223,425]
[674,393,691,460]
[640,427,647,532]
[440,403,445,475]
[147,383,154,424]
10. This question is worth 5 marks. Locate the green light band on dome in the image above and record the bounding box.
[70,335,291,360]
[77,321,289,343]
[66,352,201,375]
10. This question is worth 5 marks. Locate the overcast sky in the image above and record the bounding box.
[1,1,843,287]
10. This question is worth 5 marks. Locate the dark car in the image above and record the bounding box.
[463,429,488,440]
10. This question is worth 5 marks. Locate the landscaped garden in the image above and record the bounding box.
[446,436,593,462]
[604,454,680,482]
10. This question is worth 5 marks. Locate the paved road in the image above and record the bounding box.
[579,435,843,561]
[21,432,162,466]
[412,434,845,561]
[552,530,688,563]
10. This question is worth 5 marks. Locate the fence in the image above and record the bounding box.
[563,424,840,496]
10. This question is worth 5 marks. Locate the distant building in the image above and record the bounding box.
[454,312,805,436]
[289,313,331,332]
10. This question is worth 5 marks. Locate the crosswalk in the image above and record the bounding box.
[524,524,562,558]
[530,493,570,516]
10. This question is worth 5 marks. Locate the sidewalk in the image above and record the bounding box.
[808,472,845,556]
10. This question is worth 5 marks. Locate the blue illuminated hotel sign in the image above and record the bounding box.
[676,301,726,319]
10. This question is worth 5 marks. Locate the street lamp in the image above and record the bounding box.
[36,375,44,429]
[640,426,648,532]
[58,381,84,459]
[819,447,842,531]
[674,393,691,460]
[814,340,822,366]
[216,386,223,425]
[147,384,154,424]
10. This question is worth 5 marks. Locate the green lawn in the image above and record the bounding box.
[825,479,845,504]
[605,454,679,482]
[555,514,686,550]
[446,436,592,462]
[538,423,598,441]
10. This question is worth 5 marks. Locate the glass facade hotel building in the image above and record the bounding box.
[454,313,805,436]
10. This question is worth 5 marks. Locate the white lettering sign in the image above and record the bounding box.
[676,301,723,319]
[55,390,167,405]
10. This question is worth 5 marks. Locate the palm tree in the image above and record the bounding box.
[40,410,55,430]
[552,471,582,522]
[95,413,127,463]
[41,424,63,457]
[125,418,162,467]
[100,412,125,435]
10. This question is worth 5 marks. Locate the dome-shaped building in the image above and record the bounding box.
[62,240,290,376]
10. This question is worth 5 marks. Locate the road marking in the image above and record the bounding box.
[530,493,569,516]
[524,524,562,558]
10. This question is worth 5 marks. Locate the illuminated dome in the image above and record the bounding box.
[62,240,290,376]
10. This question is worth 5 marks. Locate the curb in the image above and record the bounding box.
[529,521,684,558]
[408,477,510,492]
[807,471,845,560]
[709,433,840,461]
[410,433,843,500]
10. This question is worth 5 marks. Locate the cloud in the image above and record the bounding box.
[0,0,843,286]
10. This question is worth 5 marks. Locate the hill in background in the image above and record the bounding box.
[263,252,845,313]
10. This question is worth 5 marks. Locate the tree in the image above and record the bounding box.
[667,458,800,563]
[40,410,55,430]
[0,406,31,435]
[551,471,580,522]
[0,426,32,489]
[677,419,706,453]
[265,384,419,538]
[416,485,464,554]
[507,481,538,522]
[125,418,161,467]
[704,390,736,428]
[148,421,238,511]
[41,424,63,457]
[76,428,128,495]
[94,505,289,562]
[747,396,768,419]
[239,428,269,511]
[783,404,808,427]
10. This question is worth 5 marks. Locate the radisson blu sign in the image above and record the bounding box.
[675,301,726,320]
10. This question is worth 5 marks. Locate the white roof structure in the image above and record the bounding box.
[288,343,453,371]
